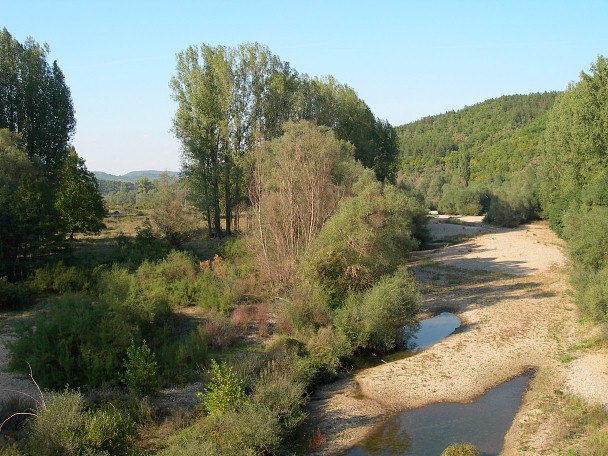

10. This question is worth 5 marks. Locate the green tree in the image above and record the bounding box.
[150,175,199,249]
[55,149,106,239]
[0,129,58,277]
[539,55,608,233]
[171,43,294,238]
[248,120,359,289]
[0,28,75,174]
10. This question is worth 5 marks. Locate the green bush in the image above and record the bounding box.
[335,268,420,352]
[160,401,281,456]
[253,361,307,431]
[486,168,539,227]
[438,184,487,216]
[441,442,481,456]
[158,326,209,385]
[29,262,91,294]
[0,278,34,309]
[28,389,136,456]
[121,340,159,396]
[197,360,246,416]
[304,175,423,306]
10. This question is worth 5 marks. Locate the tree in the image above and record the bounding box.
[55,149,106,239]
[539,55,608,233]
[248,120,358,289]
[0,28,75,175]
[171,43,294,238]
[150,175,200,249]
[0,129,56,277]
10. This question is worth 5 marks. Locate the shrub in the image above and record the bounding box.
[0,393,37,432]
[28,389,136,456]
[253,361,307,431]
[160,401,281,456]
[0,278,34,309]
[202,311,238,350]
[486,169,539,227]
[441,443,481,456]
[297,326,353,381]
[197,360,246,416]
[29,262,90,294]
[335,268,420,352]
[158,326,209,385]
[438,184,487,216]
[304,176,423,306]
[230,306,251,329]
[121,340,159,396]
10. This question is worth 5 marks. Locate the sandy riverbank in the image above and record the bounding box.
[307,220,607,455]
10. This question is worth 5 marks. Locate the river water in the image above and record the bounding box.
[345,373,531,456]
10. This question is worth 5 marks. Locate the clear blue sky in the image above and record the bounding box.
[4,1,607,175]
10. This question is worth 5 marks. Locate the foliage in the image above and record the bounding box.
[0,277,34,309]
[0,130,60,278]
[304,171,424,306]
[539,56,608,234]
[437,184,487,216]
[248,120,359,289]
[397,92,556,211]
[485,167,539,227]
[28,261,94,294]
[28,389,136,456]
[252,360,307,432]
[538,56,608,327]
[121,339,159,396]
[54,150,106,239]
[172,43,400,238]
[441,443,481,456]
[160,400,281,456]
[0,28,75,172]
[334,268,420,352]
[150,175,199,249]
[197,360,246,416]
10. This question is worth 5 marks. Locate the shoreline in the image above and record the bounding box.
[306,220,595,455]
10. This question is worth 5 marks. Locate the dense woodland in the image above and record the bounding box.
[1,26,608,456]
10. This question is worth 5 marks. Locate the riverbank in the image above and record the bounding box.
[307,219,607,455]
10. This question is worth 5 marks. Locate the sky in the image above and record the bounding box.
[3,1,608,175]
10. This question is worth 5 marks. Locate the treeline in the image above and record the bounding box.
[397,92,557,222]
[538,55,608,326]
[171,42,398,238]
[0,28,105,277]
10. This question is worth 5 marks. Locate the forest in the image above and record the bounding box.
[1,25,608,456]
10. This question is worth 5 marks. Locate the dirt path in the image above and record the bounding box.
[308,220,607,455]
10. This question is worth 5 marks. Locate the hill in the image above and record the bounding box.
[396,92,558,182]
[93,170,179,183]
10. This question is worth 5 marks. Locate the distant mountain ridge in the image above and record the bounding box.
[93,170,179,183]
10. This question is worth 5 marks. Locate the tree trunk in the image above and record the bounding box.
[224,155,232,236]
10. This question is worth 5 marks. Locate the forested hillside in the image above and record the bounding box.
[396,92,558,221]
[397,92,557,179]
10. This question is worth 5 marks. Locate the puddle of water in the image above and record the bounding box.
[349,312,461,371]
[408,312,461,351]
[345,374,531,456]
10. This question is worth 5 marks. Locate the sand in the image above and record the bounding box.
[307,220,606,455]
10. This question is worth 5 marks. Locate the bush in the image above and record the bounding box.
[121,340,159,396]
[253,361,307,431]
[486,168,539,227]
[202,311,238,350]
[158,326,209,385]
[438,184,487,216]
[335,268,420,352]
[28,389,136,456]
[197,360,246,416]
[0,278,34,309]
[160,401,281,456]
[304,175,423,306]
[29,262,91,294]
[441,443,481,456]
